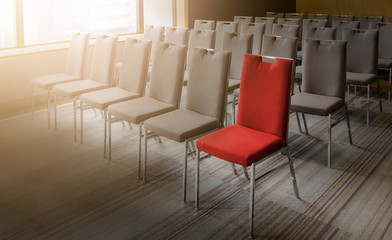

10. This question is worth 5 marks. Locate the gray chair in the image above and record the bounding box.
[266,12,285,18]
[333,20,360,40]
[359,16,384,29]
[277,18,300,26]
[143,48,231,197]
[332,15,355,26]
[369,22,392,101]
[272,24,300,39]
[194,20,215,30]
[387,17,392,23]
[302,19,328,40]
[343,28,381,126]
[255,17,275,34]
[291,39,353,168]
[234,16,253,23]
[285,13,305,39]
[308,13,329,20]
[239,22,266,54]
[215,21,239,50]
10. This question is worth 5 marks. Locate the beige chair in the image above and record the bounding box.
[255,17,275,34]
[272,24,300,39]
[285,13,305,39]
[333,20,360,40]
[164,26,189,45]
[359,16,383,29]
[143,48,231,198]
[297,19,329,59]
[291,39,353,168]
[332,15,355,25]
[239,22,266,54]
[308,13,329,20]
[144,25,165,63]
[215,21,239,50]
[277,18,300,26]
[266,12,285,18]
[53,34,117,141]
[79,39,151,156]
[194,20,215,30]
[107,42,186,179]
[343,28,382,126]
[30,33,89,128]
[234,16,253,23]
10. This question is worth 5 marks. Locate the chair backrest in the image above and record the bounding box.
[255,17,275,35]
[369,22,392,59]
[186,48,231,124]
[149,42,187,108]
[194,20,215,30]
[272,24,300,39]
[119,38,151,96]
[343,28,378,74]
[387,17,392,23]
[90,35,118,85]
[164,27,189,45]
[302,39,347,99]
[187,29,216,70]
[239,23,266,55]
[277,18,300,26]
[285,13,304,20]
[308,13,329,20]
[66,32,89,78]
[215,21,239,50]
[266,12,285,18]
[221,32,253,80]
[359,16,384,29]
[144,25,165,64]
[234,16,253,23]
[237,55,293,141]
[302,19,328,39]
[303,27,336,40]
[333,21,359,40]
[332,15,355,26]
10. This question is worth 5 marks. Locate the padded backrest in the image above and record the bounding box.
[119,38,151,95]
[144,25,165,64]
[308,14,329,20]
[66,32,89,78]
[149,42,187,108]
[239,23,266,55]
[332,15,355,26]
[387,17,392,23]
[359,16,383,29]
[237,55,293,141]
[261,35,297,59]
[221,32,253,80]
[234,16,253,23]
[186,49,231,123]
[302,39,347,99]
[369,22,392,59]
[164,27,189,45]
[272,24,300,38]
[215,21,239,50]
[255,17,275,35]
[334,21,360,40]
[285,13,304,20]
[187,29,216,70]
[267,12,285,18]
[343,29,378,74]
[303,19,328,39]
[194,20,215,30]
[303,27,336,40]
[90,35,118,85]
[277,18,300,26]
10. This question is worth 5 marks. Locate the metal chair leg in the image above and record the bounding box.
[143,125,148,182]
[243,166,250,180]
[367,84,370,127]
[232,95,236,125]
[379,79,383,113]
[328,114,332,168]
[345,105,353,145]
[389,67,391,101]
[231,163,239,175]
[138,124,142,179]
[73,97,77,142]
[302,113,308,135]
[103,109,107,158]
[195,148,200,210]
[183,141,188,202]
[108,113,112,160]
[249,163,255,239]
[80,101,84,144]
[54,93,57,130]
[295,112,303,133]
[287,148,299,198]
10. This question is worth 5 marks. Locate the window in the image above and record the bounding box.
[0,0,16,48]
[144,0,175,27]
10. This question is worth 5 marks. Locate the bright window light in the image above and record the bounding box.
[0,0,16,49]
[23,0,137,45]
[143,0,174,27]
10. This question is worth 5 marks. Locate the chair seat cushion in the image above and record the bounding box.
[31,73,80,89]
[144,109,221,142]
[378,59,392,69]
[53,79,108,99]
[228,79,241,92]
[107,97,176,124]
[295,65,303,79]
[346,72,377,85]
[291,92,344,116]
[80,87,140,110]
[196,124,284,167]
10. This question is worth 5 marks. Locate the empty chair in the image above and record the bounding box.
[195,54,299,238]
[369,22,392,100]
[215,21,239,50]
[144,25,165,64]
[239,22,266,54]
[302,19,328,39]
[53,35,118,141]
[79,38,151,154]
[285,13,305,39]
[277,18,300,26]
[387,17,392,23]
[30,33,89,128]
[308,13,329,20]
[359,16,383,29]
[107,42,186,176]
[194,20,215,31]
[164,26,189,45]
[255,17,275,34]
[343,28,381,126]
[266,12,285,18]
[332,15,355,26]
[291,39,353,167]
[143,48,231,197]
[333,20,359,40]
[234,16,253,23]
[272,24,300,39]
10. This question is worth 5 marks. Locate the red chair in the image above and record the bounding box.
[195,54,299,238]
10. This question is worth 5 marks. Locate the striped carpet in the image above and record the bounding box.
[1,86,392,239]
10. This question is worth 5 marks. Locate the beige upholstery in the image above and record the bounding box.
[255,17,275,35]
[333,21,359,40]
[272,24,300,38]
[194,20,215,30]
[81,87,140,110]
[31,73,79,89]
[308,14,329,20]
[164,27,189,45]
[302,19,328,39]
[297,26,336,61]
[144,25,165,64]
[53,80,107,99]
[266,12,284,18]
[346,72,377,85]
[284,13,304,39]
[239,23,266,55]
[359,16,383,29]
[215,21,239,50]
[291,93,344,116]
[234,16,253,23]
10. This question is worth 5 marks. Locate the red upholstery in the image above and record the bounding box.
[196,55,293,167]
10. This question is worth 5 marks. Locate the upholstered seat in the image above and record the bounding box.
[346,72,377,85]
[53,79,107,99]
[291,93,344,116]
[80,87,139,110]
[31,73,79,89]
[378,58,392,68]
